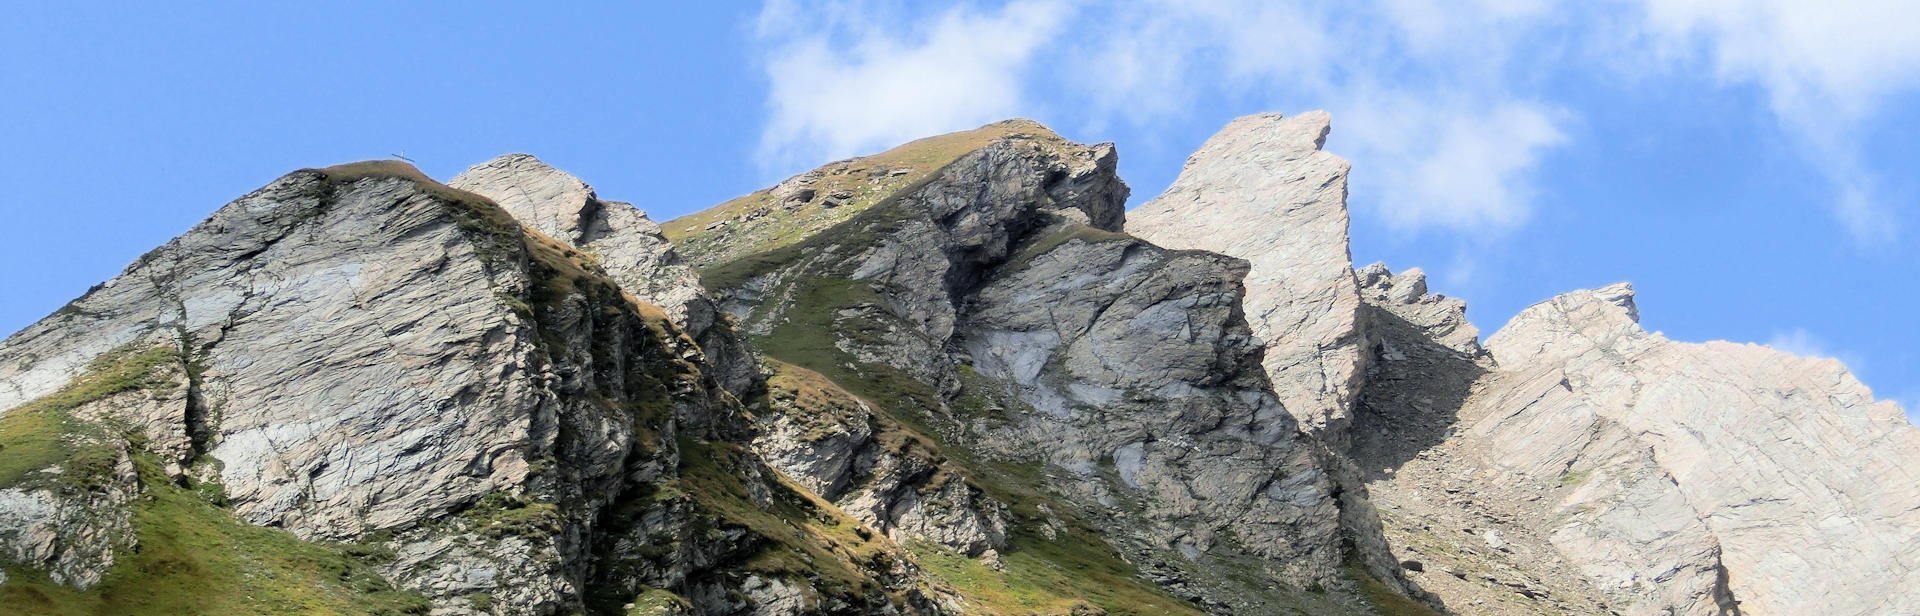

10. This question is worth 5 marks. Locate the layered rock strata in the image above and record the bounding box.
[0,162,937,615]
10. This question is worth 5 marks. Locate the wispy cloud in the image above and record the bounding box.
[754,0,1575,234]
[1765,328,1872,374]
[1766,328,1836,359]
[749,0,1918,242]
[1341,94,1568,231]
[752,0,1069,174]
[1629,0,1920,245]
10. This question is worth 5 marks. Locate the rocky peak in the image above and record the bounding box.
[450,153,761,396]
[666,119,1124,273]
[449,154,599,239]
[1355,263,1482,356]
[1127,110,1365,445]
[1485,281,1644,369]
[450,154,697,322]
[670,120,1430,614]
[0,161,937,614]
[1369,278,1920,615]
[8,111,1917,616]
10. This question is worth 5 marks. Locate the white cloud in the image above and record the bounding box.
[1632,0,1920,244]
[1071,1,1574,233]
[1636,0,1920,120]
[750,0,1917,242]
[1765,328,1833,359]
[753,0,1069,173]
[1341,94,1568,231]
[1071,1,1336,125]
[752,0,1576,233]
[1765,327,1871,373]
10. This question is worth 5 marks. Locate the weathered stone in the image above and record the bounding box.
[0,444,137,589]
[450,154,761,397]
[1128,111,1365,444]
[0,162,934,615]
[8,110,1913,616]
[1464,284,1920,615]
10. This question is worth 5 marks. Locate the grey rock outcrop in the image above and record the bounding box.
[0,162,935,615]
[752,363,1011,557]
[964,226,1346,597]
[450,154,760,397]
[1127,113,1432,607]
[688,119,1402,614]
[0,442,137,589]
[1352,271,1920,615]
[1461,284,1920,615]
[1354,263,1480,357]
[8,108,1912,616]
[709,128,1132,561]
[1127,111,1366,444]
[1351,266,1619,614]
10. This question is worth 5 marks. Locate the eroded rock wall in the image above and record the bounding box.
[0,164,936,615]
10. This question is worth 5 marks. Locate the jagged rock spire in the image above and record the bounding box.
[450,154,761,395]
[1127,111,1366,444]
[450,154,704,325]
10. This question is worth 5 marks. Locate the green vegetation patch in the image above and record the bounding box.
[623,586,692,615]
[911,537,1200,616]
[765,361,871,442]
[460,491,562,539]
[693,190,918,294]
[1002,222,1133,273]
[0,454,430,616]
[747,277,1201,616]
[0,343,180,490]
[1345,559,1441,616]
[665,119,1069,269]
[668,436,911,606]
[1559,468,1592,487]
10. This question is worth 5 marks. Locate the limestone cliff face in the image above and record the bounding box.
[1125,113,1430,607]
[1124,111,1920,615]
[671,120,1417,614]
[1464,285,1919,615]
[1127,111,1366,445]
[0,163,936,615]
[1344,268,1920,616]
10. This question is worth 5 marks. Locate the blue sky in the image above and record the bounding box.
[2,2,1916,419]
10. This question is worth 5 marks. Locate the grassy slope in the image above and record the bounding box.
[742,273,1201,615]
[663,118,1067,270]
[673,436,906,599]
[0,344,428,615]
[0,345,177,491]
[661,121,1214,614]
[0,454,428,616]
[319,161,923,614]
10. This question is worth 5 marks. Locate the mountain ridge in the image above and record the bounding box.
[1,113,1913,616]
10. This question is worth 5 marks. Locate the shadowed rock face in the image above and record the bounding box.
[682,121,1402,614]
[0,164,939,615]
[1461,284,1920,615]
[450,154,762,397]
[1127,111,1366,446]
[5,112,1916,616]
